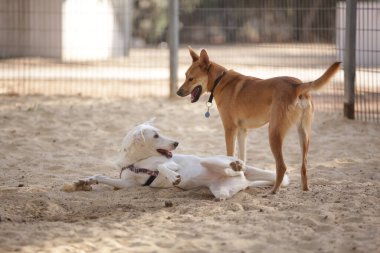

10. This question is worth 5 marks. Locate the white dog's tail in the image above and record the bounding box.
[244,165,290,187]
[248,181,274,187]
[281,173,290,187]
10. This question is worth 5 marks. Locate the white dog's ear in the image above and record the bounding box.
[120,127,145,153]
[133,129,145,144]
[144,117,156,126]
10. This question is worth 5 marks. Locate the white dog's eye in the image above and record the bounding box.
[154,134,159,138]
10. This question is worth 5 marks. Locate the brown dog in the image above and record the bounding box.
[177,47,340,193]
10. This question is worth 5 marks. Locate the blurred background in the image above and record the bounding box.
[0,0,379,121]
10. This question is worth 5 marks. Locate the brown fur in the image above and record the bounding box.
[177,47,341,193]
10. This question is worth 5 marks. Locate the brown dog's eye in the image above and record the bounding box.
[154,134,159,138]
[188,77,193,81]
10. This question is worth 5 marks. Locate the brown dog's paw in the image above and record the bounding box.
[229,161,244,171]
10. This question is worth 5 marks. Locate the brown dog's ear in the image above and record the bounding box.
[188,46,199,62]
[199,49,210,69]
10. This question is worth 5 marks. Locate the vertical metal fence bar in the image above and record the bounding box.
[169,0,179,98]
[373,1,379,122]
[344,0,357,119]
[124,0,133,56]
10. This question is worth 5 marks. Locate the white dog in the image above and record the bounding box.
[73,121,289,199]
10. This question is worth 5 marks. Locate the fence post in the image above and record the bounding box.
[169,0,179,98]
[344,0,357,119]
[124,0,133,56]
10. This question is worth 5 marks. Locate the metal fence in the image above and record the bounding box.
[0,0,379,122]
[351,1,380,122]
[179,0,343,115]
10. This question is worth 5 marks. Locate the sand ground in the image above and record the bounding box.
[0,95,379,253]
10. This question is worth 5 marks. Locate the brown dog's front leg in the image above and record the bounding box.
[224,128,237,157]
[237,128,248,162]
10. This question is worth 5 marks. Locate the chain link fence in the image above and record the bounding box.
[0,0,379,122]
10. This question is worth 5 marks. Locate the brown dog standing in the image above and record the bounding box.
[177,47,340,193]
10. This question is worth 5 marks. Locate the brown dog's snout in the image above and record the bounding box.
[176,88,185,97]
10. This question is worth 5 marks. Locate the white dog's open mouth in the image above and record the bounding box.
[191,85,202,103]
[157,149,173,158]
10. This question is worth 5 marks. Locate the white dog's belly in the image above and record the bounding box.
[172,154,211,189]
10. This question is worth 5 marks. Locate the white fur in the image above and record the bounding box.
[81,122,289,200]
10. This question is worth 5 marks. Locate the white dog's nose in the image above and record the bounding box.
[173,142,179,148]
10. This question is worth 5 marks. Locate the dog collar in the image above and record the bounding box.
[205,71,226,118]
[120,164,159,186]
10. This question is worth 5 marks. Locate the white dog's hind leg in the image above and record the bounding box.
[244,165,289,186]
[84,174,137,189]
[223,168,243,177]
[201,156,245,177]
[247,180,274,188]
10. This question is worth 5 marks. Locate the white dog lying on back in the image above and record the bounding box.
[72,121,289,199]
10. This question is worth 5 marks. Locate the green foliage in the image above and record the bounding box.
[132,0,340,45]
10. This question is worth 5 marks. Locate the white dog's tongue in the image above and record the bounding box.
[157,149,172,158]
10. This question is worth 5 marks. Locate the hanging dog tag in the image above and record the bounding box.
[205,102,212,118]
[205,110,210,118]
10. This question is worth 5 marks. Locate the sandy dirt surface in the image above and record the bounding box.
[0,95,379,253]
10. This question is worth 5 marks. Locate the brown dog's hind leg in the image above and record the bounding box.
[269,131,287,194]
[297,105,313,191]
[298,130,310,191]
[268,108,296,194]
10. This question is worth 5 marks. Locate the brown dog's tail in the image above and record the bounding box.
[296,62,341,96]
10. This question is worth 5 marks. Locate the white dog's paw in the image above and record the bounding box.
[173,174,181,186]
[229,160,245,172]
[67,175,102,192]
[157,165,181,185]
[169,173,181,186]
[164,170,181,186]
